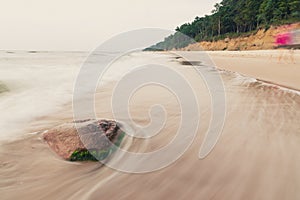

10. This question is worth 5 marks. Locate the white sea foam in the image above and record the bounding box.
[0,51,87,141]
[0,51,167,141]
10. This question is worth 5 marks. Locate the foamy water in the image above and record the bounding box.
[0,51,173,141]
[0,51,88,141]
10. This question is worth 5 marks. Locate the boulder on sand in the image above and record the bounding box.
[43,119,125,161]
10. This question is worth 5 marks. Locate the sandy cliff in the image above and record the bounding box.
[182,23,300,51]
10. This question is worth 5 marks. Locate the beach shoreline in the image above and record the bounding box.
[0,50,299,200]
[210,50,299,91]
[168,49,300,91]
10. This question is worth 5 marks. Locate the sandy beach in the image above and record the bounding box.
[0,50,299,200]
[209,50,300,91]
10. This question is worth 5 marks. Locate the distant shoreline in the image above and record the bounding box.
[208,50,300,91]
[169,50,300,92]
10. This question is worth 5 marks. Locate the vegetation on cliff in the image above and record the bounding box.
[149,0,300,50]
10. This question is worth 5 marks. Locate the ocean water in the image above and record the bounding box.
[0,50,173,141]
[0,51,87,141]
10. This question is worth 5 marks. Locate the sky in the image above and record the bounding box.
[0,0,220,51]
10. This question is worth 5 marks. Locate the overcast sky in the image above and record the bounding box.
[0,0,220,51]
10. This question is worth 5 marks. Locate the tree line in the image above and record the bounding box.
[148,0,300,50]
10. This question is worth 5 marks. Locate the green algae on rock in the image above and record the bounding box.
[70,132,125,162]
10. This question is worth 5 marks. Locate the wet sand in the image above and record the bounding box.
[1,51,300,200]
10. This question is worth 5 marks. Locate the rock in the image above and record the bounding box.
[43,119,125,161]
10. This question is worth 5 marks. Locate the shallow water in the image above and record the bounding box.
[0,51,88,141]
[0,51,299,200]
